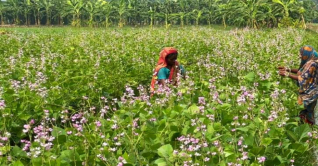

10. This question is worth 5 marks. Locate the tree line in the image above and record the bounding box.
[0,0,317,28]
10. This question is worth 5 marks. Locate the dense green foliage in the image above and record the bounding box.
[0,0,318,28]
[0,27,318,165]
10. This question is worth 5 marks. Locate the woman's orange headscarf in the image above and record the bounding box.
[150,47,179,93]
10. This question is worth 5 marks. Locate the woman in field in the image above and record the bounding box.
[150,47,186,94]
[279,45,318,125]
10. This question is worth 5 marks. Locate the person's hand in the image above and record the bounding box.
[279,70,289,77]
[278,66,291,72]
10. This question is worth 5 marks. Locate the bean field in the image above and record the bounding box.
[0,27,317,166]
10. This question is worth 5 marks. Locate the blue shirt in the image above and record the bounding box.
[157,65,185,80]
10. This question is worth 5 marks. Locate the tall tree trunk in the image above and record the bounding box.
[24,13,27,25]
[301,14,306,29]
[119,15,123,28]
[89,14,93,27]
[15,14,19,25]
[58,15,62,25]
[165,13,168,29]
[37,10,40,25]
[27,14,30,25]
[0,13,3,25]
[105,16,109,28]
[46,10,50,25]
[222,15,226,29]
[150,16,153,29]
[180,15,184,28]
[33,11,36,25]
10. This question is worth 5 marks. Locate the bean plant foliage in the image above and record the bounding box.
[0,27,317,166]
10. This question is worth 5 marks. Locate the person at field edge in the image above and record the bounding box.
[278,45,318,125]
[150,47,186,94]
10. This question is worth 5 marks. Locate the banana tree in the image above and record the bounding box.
[228,0,268,28]
[261,3,279,27]
[177,0,188,27]
[148,6,155,28]
[65,0,85,27]
[32,0,42,25]
[52,0,66,25]
[302,0,318,23]
[192,9,203,26]
[7,0,21,24]
[116,0,128,27]
[213,0,231,28]
[41,0,54,25]
[99,0,112,28]
[203,0,216,26]
[22,0,32,25]
[158,0,173,28]
[272,0,296,18]
[0,1,5,25]
[84,0,98,27]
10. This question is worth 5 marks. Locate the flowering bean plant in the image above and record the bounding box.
[0,27,317,166]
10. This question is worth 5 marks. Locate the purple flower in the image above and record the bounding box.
[257,156,266,163]
[95,121,102,127]
[0,100,6,110]
[198,97,206,105]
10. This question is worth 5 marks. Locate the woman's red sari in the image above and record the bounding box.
[150,47,179,93]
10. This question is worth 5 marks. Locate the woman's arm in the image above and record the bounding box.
[158,79,166,87]
[287,74,299,80]
[279,70,298,81]
[278,66,298,73]
[289,68,299,74]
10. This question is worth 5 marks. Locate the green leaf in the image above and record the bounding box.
[18,113,31,121]
[260,81,272,90]
[275,155,285,164]
[58,150,79,164]
[287,131,297,142]
[31,158,42,166]
[12,161,24,166]
[154,158,167,166]
[236,127,248,132]
[295,124,311,141]
[187,104,199,114]
[213,122,222,131]
[216,103,231,110]
[261,138,273,146]
[158,144,173,158]
[244,72,255,82]
[11,146,27,158]
[52,127,67,137]
[250,147,264,156]
[207,124,214,135]
[224,149,234,157]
